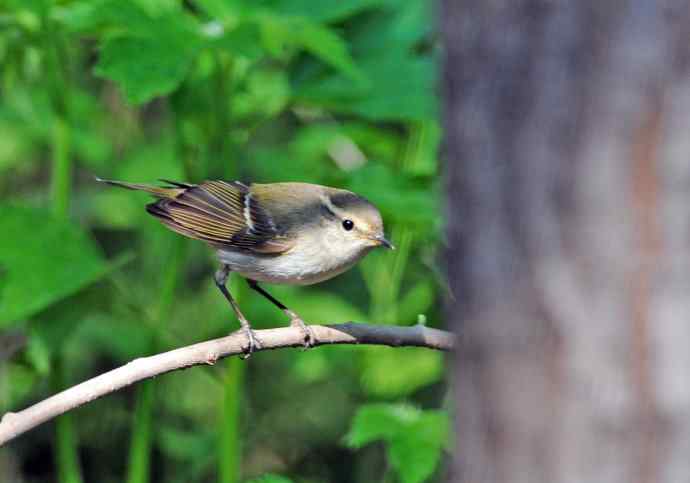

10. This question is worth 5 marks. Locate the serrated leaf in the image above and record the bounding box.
[95,32,201,104]
[0,205,113,327]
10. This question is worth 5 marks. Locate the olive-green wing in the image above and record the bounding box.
[144,180,294,253]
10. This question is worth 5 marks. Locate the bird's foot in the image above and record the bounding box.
[238,326,262,360]
[288,313,316,349]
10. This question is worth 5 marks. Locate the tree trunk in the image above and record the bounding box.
[442,2,690,482]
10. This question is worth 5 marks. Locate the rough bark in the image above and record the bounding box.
[443,1,690,482]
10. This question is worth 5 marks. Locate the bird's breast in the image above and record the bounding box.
[217,236,371,285]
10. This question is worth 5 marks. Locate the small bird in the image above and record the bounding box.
[97,178,393,356]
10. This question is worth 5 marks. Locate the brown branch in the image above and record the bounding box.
[0,322,454,446]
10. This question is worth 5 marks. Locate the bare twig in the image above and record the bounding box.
[0,322,454,446]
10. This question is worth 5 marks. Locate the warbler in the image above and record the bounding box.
[97,178,393,356]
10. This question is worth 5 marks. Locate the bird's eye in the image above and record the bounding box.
[342,219,354,231]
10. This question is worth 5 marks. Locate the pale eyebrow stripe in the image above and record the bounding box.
[320,193,344,218]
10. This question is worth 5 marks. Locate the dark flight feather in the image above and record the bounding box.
[98,178,294,254]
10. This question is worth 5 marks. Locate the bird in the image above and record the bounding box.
[97,178,393,357]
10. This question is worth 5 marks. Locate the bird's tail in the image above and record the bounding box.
[95,177,183,199]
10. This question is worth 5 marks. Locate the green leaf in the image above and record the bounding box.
[268,0,383,23]
[95,33,201,104]
[345,403,419,448]
[347,0,433,57]
[259,14,365,83]
[192,0,247,21]
[55,0,155,34]
[132,0,181,16]
[361,347,444,398]
[0,205,112,328]
[212,22,264,59]
[294,19,366,84]
[30,254,133,358]
[346,403,449,483]
[387,411,449,483]
[291,0,436,121]
[84,0,204,104]
[295,54,435,121]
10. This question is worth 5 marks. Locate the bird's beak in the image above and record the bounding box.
[374,235,395,250]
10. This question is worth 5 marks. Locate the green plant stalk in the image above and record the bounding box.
[52,360,83,483]
[126,237,187,483]
[126,381,155,483]
[220,351,244,483]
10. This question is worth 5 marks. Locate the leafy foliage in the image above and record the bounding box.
[0,205,115,328]
[347,404,450,483]
[0,0,447,481]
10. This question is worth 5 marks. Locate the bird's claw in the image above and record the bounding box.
[290,316,316,349]
[239,327,262,360]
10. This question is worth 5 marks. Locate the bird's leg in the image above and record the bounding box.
[214,265,261,358]
[246,279,315,349]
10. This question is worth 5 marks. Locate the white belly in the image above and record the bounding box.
[217,245,372,285]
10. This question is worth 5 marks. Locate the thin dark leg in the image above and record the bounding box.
[215,265,261,358]
[247,279,316,348]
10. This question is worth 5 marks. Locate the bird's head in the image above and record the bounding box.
[317,189,394,255]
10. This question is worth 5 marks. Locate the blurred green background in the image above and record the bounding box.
[0,0,448,482]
